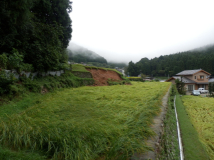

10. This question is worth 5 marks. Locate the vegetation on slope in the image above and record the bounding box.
[0,82,170,159]
[182,96,214,159]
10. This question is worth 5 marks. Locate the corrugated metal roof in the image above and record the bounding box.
[176,69,201,75]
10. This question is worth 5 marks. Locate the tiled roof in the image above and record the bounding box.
[172,76,196,83]
[176,69,201,75]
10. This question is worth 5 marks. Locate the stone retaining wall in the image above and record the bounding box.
[3,70,65,80]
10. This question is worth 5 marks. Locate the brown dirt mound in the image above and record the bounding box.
[86,69,123,86]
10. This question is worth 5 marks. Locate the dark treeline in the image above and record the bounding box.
[0,0,72,71]
[126,44,214,76]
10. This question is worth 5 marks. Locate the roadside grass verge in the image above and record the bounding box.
[159,85,180,159]
[0,82,170,159]
[175,94,209,160]
[182,95,214,159]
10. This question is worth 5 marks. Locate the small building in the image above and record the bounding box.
[165,69,211,91]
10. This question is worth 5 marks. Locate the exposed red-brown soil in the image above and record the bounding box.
[86,69,123,86]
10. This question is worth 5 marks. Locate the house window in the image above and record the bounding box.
[188,85,193,91]
[200,75,204,79]
[195,76,196,79]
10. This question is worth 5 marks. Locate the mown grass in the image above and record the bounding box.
[175,94,209,160]
[0,82,170,159]
[182,95,214,159]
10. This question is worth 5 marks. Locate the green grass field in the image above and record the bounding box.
[0,82,170,159]
[182,95,214,159]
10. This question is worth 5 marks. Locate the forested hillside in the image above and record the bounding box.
[67,43,128,69]
[67,43,107,64]
[0,0,72,71]
[126,44,214,76]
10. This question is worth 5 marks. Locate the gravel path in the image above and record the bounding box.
[132,86,171,160]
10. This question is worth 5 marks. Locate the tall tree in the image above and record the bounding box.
[31,0,72,48]
[0,0,34,53]
[126,61,139,76]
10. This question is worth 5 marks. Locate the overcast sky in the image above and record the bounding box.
[69,0,214,63]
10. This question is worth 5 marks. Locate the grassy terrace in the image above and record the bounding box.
[181,96,214,159]
[72,64,89,72]
[0,82,170,159]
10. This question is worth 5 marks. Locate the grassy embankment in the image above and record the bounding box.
[182,95,214,159]
[175,94,209,160]
[0,82,170,159]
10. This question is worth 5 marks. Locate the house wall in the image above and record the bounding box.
[196,84,209,90]
[184,83,208,90]
[192,72,209,83]
[184,75,193,80]
[167,79,176,84]
[184,83,196,91]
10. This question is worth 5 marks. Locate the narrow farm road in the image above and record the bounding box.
[132,86,171,160]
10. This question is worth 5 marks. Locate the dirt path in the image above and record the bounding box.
[132,86,171,160]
